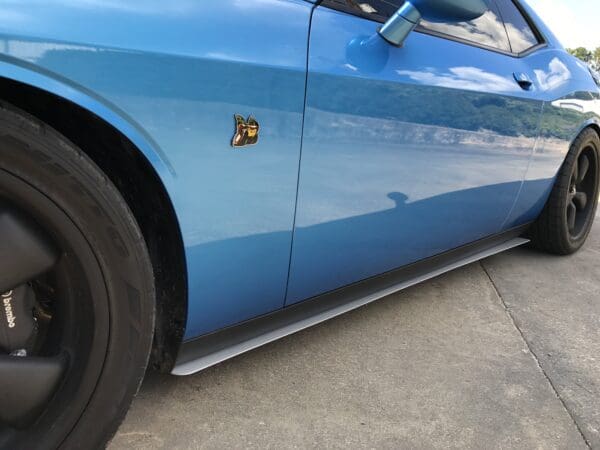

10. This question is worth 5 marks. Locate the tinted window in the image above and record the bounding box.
[321,0,402,23]
[321,0,511,53]
[419,1,510,52]
[495,0,540,53]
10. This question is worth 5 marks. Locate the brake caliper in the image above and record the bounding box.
[0,285,38,356]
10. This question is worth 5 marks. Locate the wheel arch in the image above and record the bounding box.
[589,122,600,139]
[563,119,600,165]
[574,118,600,142]
[0,73,187,372]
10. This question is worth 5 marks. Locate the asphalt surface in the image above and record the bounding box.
[110,211,600,450]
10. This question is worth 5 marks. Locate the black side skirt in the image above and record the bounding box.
[173,224,531,376]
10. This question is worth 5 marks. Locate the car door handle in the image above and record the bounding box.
[513,72,533,90]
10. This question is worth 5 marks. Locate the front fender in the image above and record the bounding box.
[0,54,176,184]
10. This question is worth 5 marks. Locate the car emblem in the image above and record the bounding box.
[232,114,260,148]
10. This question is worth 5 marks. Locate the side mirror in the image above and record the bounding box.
[378,0,488,47]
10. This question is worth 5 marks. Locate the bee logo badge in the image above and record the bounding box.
[232,115,260,148]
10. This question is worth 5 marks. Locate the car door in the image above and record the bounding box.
[286,0,544,304]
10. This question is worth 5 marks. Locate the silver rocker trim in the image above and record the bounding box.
[173,229,529,376]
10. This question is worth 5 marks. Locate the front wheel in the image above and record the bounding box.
[0,102,155,449]
[529,127,600,255]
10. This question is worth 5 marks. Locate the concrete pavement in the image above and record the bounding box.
[110,212,599,449]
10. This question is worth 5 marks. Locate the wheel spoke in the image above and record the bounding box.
[577,153,590,184]
[0,354,66,428]
[0,204,59,293]
[572,158,579,187]
[573,191,588,210]
[567,202,577,231]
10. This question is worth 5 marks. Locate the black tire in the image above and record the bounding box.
[529,127,600,255]
[0,102,155,449]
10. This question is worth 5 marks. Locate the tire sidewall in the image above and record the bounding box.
[0,104,155,449]
[562,131,600,251]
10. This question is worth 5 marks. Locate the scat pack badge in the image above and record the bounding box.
[232,114,260,148]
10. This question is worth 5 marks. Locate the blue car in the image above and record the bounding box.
[0,0,598,447]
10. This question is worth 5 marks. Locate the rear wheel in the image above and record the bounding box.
[529,128,600,255]
[0,102,155,449]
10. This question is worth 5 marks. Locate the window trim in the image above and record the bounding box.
[317,0,547,59]
[504,0,547,50]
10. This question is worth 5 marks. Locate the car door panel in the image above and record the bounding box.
[285,6,543,304]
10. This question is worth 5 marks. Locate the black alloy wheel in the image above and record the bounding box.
[0,102,155,449]
[530,127,600,255]
[566,146,597,239]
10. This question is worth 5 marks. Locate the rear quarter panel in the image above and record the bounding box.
[505,49,600,227]
[503,0,600,226]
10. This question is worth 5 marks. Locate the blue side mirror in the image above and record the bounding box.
[378,0,488,46]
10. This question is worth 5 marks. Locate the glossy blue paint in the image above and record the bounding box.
[0,0,597,341]
[0,0,312,338]
[0,59,179,183]
[495,0,600,226]
[505,50,600,226]
[286,6,545,303]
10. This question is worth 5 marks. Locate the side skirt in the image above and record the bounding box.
[172,225,530,376]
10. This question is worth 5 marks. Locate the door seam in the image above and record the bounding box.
[283,2,317,306]
[499,100,545,230]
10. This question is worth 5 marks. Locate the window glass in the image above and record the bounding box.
[322,0,511,53]
[418,1,510,52]
[495,0,540,53]
[321,0,403,23]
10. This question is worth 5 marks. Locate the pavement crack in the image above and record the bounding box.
[479,261,592,449]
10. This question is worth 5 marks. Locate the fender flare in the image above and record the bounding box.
[0,55,176,183]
